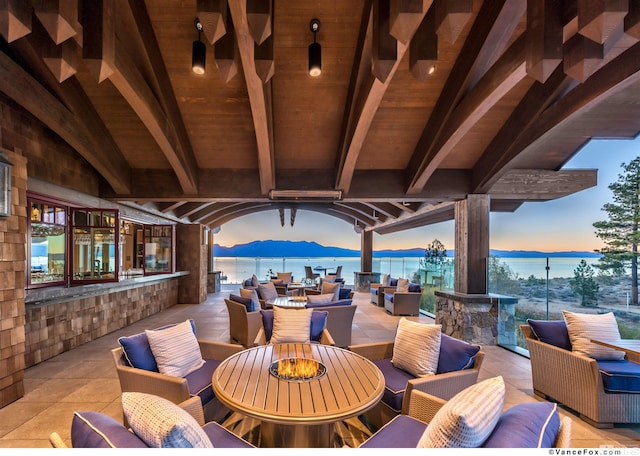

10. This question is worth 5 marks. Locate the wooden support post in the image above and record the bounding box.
[361,229,373,273]
[454,194,489,294]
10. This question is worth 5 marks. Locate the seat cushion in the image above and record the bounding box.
[392,318,441,377]
[372,358,415,412]
[122,393,213,448]
[417,376,505,448]
[71,411,147,448]
[482,402,561,448]
[185,358,220,405]
[384,292,394,303]
[437,334,480,374]
[146,320,205,378]
[562,311,625,360]
[597,360,640,393]
[360,414,427,448]
[527,319,572,351]
[202,422,254,448]
[118,320,197,372]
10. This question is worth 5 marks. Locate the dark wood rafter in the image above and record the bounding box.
[81,0,115,83]
[406,0,526,194]
[214,5,239,83]
[435,0,473,45]
[175,202,215,219]
[362,201,405,219]
[526,0,563,83]
[0,0,32,43]
[0,44,131,194]
[201,202,273,227]
[157,201,186,213]
[32,0,79,45]
[335,0,428,193]
[334,202,378,226]
[197,0,227,45]
[229,0,275,195]
[577,0,628,44]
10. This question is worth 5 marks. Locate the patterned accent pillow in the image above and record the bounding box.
[239,288,261,310]
[306,293,335,305]
[417,376,505,448]
[122,392,213,448]
[392,318,441,377]
[562,311,625,360]
[258,282,279,300]
[321,280,341,301]
[270,307,313,344]
[396,278,409,292]
[146,320,205,377]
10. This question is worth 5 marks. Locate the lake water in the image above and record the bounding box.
[213,256,601,284]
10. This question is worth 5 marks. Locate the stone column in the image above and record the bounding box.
[0,149,27,407]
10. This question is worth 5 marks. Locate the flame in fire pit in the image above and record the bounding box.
[269,357,326,381]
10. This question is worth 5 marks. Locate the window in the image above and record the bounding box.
[71,208,119,283]
[28,198,66,288]
[143,225,174,274]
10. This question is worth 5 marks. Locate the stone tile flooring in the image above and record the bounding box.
[0,285,638,449]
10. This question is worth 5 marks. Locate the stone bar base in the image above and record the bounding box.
[24,277,180,367]
[353,272,381,292]
[435,291,517,346]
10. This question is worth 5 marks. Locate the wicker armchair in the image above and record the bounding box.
[111,340,242,423]
[359,389,572,448]
[225,298,262,348]
[349,338,484,429]
[304,303,357,348]
[521,324,640,428]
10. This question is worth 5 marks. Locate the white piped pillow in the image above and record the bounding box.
[270,307,313,344]
[562,310,625,360]
[122,392,212,448]
[417,376,506,448]
[392,318,441,377]
[146,320,205,377]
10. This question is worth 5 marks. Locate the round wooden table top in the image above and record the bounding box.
[212,343,385,426]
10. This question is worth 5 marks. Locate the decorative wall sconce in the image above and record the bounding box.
[0,153,12,217]
[309,18,321,77]
[192,18,206,74]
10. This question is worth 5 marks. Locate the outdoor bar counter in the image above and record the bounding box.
[23,272,189,367]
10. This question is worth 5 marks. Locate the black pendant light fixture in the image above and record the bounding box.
[308,19,321,77]
[192,18,206,75]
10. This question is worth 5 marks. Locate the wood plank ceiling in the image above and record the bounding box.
[1,0,640,234]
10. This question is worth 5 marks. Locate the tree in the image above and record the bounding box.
[419,239,450,288]
[487,255,520,295]
[569,259,599,307]
[593,157,640,305]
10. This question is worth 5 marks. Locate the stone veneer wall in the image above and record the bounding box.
[434,291,517,346]
[0,149,27,408]
[24,278,179,367]
[177,224,207,303]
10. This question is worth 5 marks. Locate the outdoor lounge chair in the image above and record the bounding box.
[304,299,357,348]
[521,322,640,428]
[225,298,262,348]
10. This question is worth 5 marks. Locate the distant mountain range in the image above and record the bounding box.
[213,240,602,258]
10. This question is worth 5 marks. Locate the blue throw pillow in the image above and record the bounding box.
[527,319,572,351]
[310,311,328,341]
[119,320,197,371]
[389,278,398,286]
[436,333,481,374]
[260,310,274,341]
[338,288,352,300]
[408,283,421,292]
[229,294,255,312]
[482,402,560,448]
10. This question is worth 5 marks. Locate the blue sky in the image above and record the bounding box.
[215,137,640,253]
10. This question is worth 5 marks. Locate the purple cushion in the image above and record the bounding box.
[527,319,572,351]
[202,422,253,448]
[260,310,326,342]
[372,358,414,412]
[304,299,352,309]
[360,415,426,448]
[118,320,197,372]
[185,358,220,405]
[482,402,560,448]
[229,294,255,312]
[71,411,147,448]
[597,360,640,393]
[436,333,481,374]
[389,278,398,286]
[408,283,421,292]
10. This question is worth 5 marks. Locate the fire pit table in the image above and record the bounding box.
[212,343,384,447]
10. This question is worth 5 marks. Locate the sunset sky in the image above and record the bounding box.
[214,137,640,253]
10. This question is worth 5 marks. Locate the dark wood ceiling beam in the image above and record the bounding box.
[625,0,640,39]
[175,202,214,219]
[406,0,526,194]
[577,0,628,44]
[413,35,529,186]
[82,0,115,83]
[328,207,375,228]
[214,7,239,83]
[32,0,79,45]
[0,0,32,43]
[200,202,272,226]
[489,169,597,200]
[157,202,186,214]
[410,6,437,81]
[123,0,199,196]
[334,202,379,225]
[362,201,404,218]
[193,202,241,223]
[371,202,455,234]
[435,0,473,44]
[0,47,131,194]
[228,0,274,195]
[197,0,227,45]
[471,66,571,193]
[390,0,433,44]
[526,0,563,83]
[335,0,428,193]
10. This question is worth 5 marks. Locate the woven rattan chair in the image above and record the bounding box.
[225,298,262,348]
[521,324,640,428]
